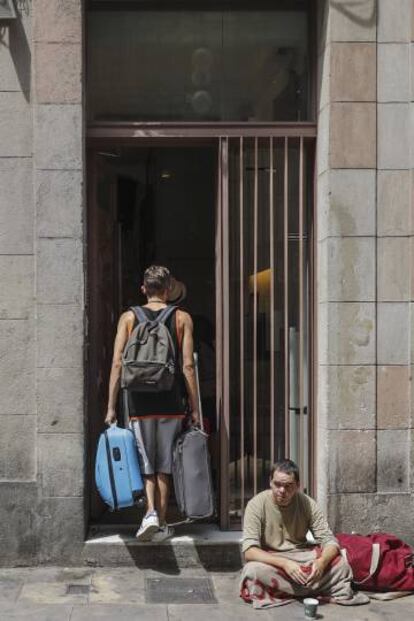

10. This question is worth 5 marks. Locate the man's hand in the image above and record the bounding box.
[281,559,308,585]
[105,408,117,426]
[306,558,326,585]
[190,410,200,426]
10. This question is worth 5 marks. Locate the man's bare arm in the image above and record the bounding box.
[180,312,200,424]
[307,499,340,584]
[244,547,307,586]
[105,312,132,425]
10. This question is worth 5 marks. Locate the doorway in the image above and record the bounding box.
[87,130,315,529]
[87,144,217,525]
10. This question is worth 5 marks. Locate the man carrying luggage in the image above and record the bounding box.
[105,265,199,542]
[240,459,369,608]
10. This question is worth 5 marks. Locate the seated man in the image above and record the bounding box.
[240,459,369,608]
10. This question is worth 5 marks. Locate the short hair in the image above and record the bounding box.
[270,459,300,483]
[143,265,171,296]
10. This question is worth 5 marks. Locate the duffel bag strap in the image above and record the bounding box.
[353,543,381,585]
[167,517,194,528]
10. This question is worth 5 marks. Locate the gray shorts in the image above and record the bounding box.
[130,417,183,475]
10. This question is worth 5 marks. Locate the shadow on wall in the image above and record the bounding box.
[330,0,376,28]
[0,4,31,101]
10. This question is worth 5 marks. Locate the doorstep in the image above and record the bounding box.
[83,523,243,571]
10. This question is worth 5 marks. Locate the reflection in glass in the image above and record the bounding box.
[87,8,310,122]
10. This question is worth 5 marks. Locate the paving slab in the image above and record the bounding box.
[368,595,414,620]
[168,600,412,621]
[0,580,23,603]
[210,572,243,606]
[168,602,304,620]
[18,582,88,605]
[0,567,94,584]
[0,603,73,621]
[90,567,145,604]
[70,604,168,621]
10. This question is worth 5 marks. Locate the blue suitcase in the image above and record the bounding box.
[95,424,144,510]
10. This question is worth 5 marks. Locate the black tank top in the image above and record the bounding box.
[126,306,187,418]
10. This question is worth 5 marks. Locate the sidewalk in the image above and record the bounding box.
[1,566,414,621]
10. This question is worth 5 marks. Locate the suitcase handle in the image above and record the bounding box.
[189,424,208,438]
[193,352,204,432]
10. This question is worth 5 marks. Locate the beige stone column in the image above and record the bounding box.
[317,0,378,531]
[375,0,413,536]
[0,3,37,564]
[33,0,85,562]
[317,0,414,540]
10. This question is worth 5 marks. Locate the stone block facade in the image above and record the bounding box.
[0,0,85,565]
[33,0,85,564]
[317,0,414,539]
[0,0,412,564]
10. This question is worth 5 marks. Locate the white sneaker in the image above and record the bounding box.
[152,524,175,543]
[135,511,159,541]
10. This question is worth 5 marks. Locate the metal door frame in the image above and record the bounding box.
[86,122,317,529]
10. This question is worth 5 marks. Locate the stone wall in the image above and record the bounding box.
[0,0,37,564]
[33,0,85,564]
[0,0,85,565]
[317,0,414,541]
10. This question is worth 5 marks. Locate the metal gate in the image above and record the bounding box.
[216,132,315,528]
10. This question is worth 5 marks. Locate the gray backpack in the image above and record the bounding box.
[121,305,178,392]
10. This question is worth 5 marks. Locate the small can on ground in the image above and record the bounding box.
[303,597,319,618]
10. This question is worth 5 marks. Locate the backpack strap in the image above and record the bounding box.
[176,312,183,351]
[130,306,148,325]
[157,305,178,325]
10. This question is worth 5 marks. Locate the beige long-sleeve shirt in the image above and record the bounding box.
[242,490,338,554]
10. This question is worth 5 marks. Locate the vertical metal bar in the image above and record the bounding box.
[309,137,317,497]
[298,137,305,479]
[216,138,223,525]
[117,226,123,315]
[284,137,290,456]
[216,138,226,529]
[253,137,258,496]
[269,137,275,466]
[239,136,245,517]
[222,137,231,527]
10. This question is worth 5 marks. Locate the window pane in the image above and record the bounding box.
[222,12,309,121]
[87,8,310,122]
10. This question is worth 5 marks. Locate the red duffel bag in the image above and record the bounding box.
[337,533,414,592]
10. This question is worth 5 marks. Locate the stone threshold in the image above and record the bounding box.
[83,524,243,570]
